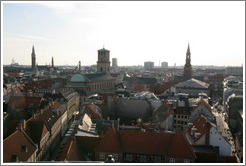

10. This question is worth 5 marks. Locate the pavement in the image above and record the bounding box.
[212,105,236,155]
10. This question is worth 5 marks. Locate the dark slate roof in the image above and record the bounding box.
[123,76,157,85]
[60,88,79,101]
[84,73,115,82]
[97,48,110,52]
[192,145,217,154]
[3,130,37,162]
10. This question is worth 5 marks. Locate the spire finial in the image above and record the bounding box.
[103,44,105,49]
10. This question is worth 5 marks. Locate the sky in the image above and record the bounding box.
[2,1,245,67]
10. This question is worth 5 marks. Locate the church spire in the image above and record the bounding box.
[183,43,192,78]
[186,43,191,65]
[31,45,36,69]
[32,45,35,55]
[52,57,54,67]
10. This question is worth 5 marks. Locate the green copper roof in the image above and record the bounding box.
[24,71,33,75]
[98,48,110,52]
[70,74,86,82]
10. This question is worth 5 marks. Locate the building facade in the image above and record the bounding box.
[161,62,168,69]
[112,58,118,68]
[144,61,154,70]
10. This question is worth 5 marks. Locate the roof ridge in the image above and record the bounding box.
[3,129,20,143]
[22,129,38,149]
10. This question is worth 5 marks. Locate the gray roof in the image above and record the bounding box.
[123,76,157,85]
[97,48,110,52]
[175,78,209,89]
[84,73,115,82]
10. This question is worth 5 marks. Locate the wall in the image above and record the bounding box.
[209,127,231,156]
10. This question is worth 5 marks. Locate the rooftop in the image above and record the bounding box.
[98,48,110,52]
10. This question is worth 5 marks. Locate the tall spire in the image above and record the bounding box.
[183,43,192,78]
[52,57,54,67]
[31,45,36,69]
[186,43,191,65]
[32,45,35,55]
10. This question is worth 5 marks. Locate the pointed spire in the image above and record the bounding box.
[52,56,54,67]
[187,43,190,55]
[32,45,35,54]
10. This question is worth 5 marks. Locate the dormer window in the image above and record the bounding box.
[21,145,28,152]
[11,155,19,162]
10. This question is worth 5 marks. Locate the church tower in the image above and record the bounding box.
[97,47,110,74]
[31,45,36,69]
[183,44,192,78]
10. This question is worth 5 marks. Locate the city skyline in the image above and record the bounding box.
[2,1,245,67]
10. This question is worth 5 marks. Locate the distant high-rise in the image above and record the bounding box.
[52,57,54,67]
[183,44,192,78]
[31,45,36,69]
[112,58,118,68]
[97,47,110,74]
[144,61,154,70]
[161,62,168,69]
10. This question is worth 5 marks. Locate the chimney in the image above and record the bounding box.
[23,120,26,130]
[191,127,197,136]
[117,118,120,130]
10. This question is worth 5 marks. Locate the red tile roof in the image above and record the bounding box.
[24,117,49,148]
[166,132,196,158]
[50,101,62,110]
[58,136,102,161]
[76,136,102,152]
[7,72,20,77]
[5,120,20,139]
[187,115,213,143]
[95,127,122,153]
[193,99,211,112]
[84,103,102,120]
[95,127,196,159]
[8,96,42,109]
[57,137,85,161]
[3,129,37,162]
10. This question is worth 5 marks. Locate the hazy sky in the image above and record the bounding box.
[2,1,245,67]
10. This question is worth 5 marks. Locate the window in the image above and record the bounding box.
[113,154,118,160]
[21,145,28,152]
[125,154,133,161]
[184,159,190,163]
[169,158,175,163]
[99,153,105,160]
[11,155,19,162]
[154,156,162,163]
[140,154,147,162]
